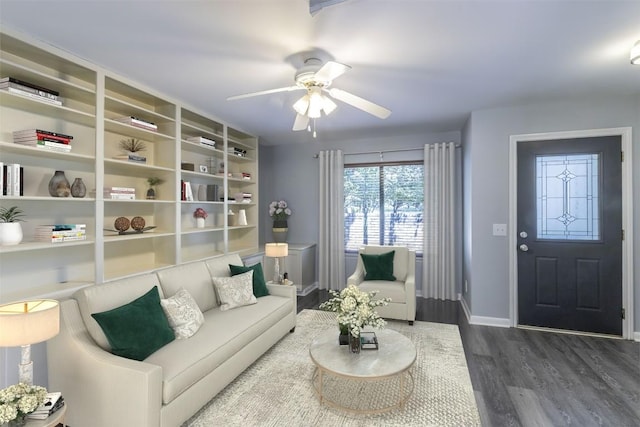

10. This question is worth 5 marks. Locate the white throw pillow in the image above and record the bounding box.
[160,288,205,339]
[212,270,257,311]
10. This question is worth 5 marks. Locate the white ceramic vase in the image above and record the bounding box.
[0,222,23,246]
[196,217,205,229]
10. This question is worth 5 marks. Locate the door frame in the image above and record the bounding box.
[508,127,634,339]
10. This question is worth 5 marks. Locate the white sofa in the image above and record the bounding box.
[47,253,297,427]
[347,245,416,324]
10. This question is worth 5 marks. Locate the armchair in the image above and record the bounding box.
[347,245,416,324]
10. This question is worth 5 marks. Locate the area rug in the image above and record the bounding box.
[183,309,480,427]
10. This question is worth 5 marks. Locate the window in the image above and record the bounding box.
[344,162,423,254]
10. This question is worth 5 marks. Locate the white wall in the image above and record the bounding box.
[462,94,640,333]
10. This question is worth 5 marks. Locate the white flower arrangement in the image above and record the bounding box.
[319,284,391,337]
[0,383,47,424]
[268,200,292,221]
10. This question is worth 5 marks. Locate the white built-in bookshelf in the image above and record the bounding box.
[0,29,259,302]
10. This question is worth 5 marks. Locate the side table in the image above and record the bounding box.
[25,403,66,427]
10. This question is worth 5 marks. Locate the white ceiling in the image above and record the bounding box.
[1,0,638,146]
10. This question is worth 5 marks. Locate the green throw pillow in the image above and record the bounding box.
[229,263,270,297]
[361,250,397,281]
[91,286,175,361]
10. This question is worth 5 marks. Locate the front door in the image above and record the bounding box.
[517,136,622,335]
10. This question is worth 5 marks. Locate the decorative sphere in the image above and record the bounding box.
[130,216,146,231]
[114,216,130,232]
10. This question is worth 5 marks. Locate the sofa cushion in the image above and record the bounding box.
[361,250,396,281]
[229,262,269,297]
[161,288,205,339]
[91,286,175,361]
[358,280,407,304]
[362,246,409,281]
[145,294,293,404]
[75,274,164,350]
[156,262,217,312]
[212,270,257,311]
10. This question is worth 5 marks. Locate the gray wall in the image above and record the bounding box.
[259,130,461,291]
[462,94,640,332]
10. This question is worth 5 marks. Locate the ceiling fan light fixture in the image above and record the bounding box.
[308,89,323,118]
[321,95,337,115]
[631,40,640,65]
[293,95,310,115]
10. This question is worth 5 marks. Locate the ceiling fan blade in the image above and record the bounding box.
[227,86,302,101]
[292,114,309,131]
[328,88,391,119]
[314,61,351,82]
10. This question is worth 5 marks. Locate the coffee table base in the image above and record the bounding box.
[311,366,415,414]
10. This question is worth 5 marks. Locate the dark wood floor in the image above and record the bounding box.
[298,290,640,426]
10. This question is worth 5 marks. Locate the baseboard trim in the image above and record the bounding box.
[468,314,511,328]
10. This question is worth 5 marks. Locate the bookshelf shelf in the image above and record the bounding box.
[0,29,259,302]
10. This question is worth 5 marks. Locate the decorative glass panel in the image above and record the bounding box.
[536,154,600,240]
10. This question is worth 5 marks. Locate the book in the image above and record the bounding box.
[0,162,3,196]
[184,181,194,201]
[187,136,216,147]
[35,143,72,153]
[114,116,158,130]
[14,139,72,152]
[104,186,135,193]
[1,86,63,106]
[13,129,73,140]
[0,77,60,96]
[14,134,71,145]
[11,164,20,196]
[107,193,136,200]
[0,81,59,101]
[206,184,219,202]
[26,392,64,419]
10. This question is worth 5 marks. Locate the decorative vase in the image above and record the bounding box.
[48,170,70,197]
[349,331,361,354]
[272,219,288,242]
[146,187,156,200]
[70,177,86,198]
[237,209,247,226]
[8,413,26,426]
[338,323,349,345]
[196,217,205,228]
[0,222,23,246]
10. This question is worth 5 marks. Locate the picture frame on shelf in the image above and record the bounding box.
[199,165,208,173]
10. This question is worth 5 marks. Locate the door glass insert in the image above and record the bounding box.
[536,154,600,240]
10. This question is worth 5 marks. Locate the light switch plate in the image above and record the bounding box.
[493,223,507,236]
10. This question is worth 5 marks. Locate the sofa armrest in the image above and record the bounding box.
[48,299,163,427]
[347,254,365,286]
[404,250,417,321]
[266,283,297,324]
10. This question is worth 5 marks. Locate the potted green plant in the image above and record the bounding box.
[146,177,163,200]
[0,206,25,246]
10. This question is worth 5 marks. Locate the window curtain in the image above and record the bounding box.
[423,142,457,300]
[318,150,345,290]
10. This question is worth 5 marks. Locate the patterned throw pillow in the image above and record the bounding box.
[160,288,205,339]
[212,270,257,311]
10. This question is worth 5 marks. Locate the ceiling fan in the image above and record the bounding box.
[227,58,391,134]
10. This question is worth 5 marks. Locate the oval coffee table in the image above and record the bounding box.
[309,328,416,414]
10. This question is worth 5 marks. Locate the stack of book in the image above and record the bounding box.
[180,180,194,201]
[0,77,62,106]
[187,136,216,148]
[227,147,247,157]
[241,172,251,180]
[113,152,146,163]
[26,392,65,420]
[12,129,73,153]
[115,116,158,131]
[240,192,252,203]
[1,162,23,196]
[104,186,136,200]
[34,224,86,243]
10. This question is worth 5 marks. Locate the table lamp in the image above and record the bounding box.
[0,299,60,385]
[265,243,288,284]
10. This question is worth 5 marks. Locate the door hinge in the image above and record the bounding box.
[621,308,626,319]
[622,229,625,241]
[621,151,624,162]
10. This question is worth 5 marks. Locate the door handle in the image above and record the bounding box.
[519,244,529,252]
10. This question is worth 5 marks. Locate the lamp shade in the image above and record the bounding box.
[265,242,288,258]
[631,40,640,65]
[0,299,60,347]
